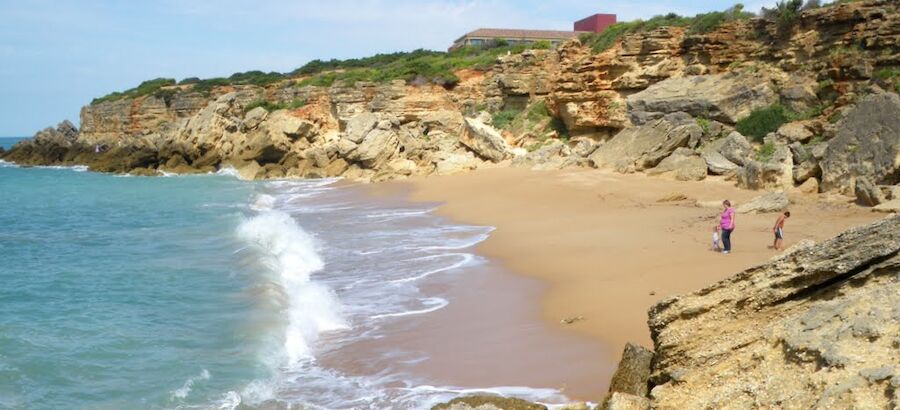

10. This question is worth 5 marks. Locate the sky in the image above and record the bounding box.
[0,0,773,136]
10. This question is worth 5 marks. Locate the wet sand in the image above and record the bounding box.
[368,167,881,399]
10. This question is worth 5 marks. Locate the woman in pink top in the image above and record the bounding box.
[720,200,736,254]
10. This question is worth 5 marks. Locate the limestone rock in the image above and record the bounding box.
[702,151,740,175]
[265,111,316,141]
[608,343,654,397]
[590,114,701,173]
[235,161,263,180]
[343,112,378,143]
[821,93,900,193]
[240,107,268,131]
[647,216,900,409]
[717,131,753,166]
[776,122,813,143]
[430,396,546,410]
[647,148,707,181]
[356,128,398,169]
[461,117,511,162]
[627,72,777,125]
[605,393,650,410]
[736,191,789,214]
[435,153,480,176]
[872,200,900,213]
[798,177,820,194]
[855,177,885,206]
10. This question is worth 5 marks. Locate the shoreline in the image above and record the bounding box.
[372,166,883,399]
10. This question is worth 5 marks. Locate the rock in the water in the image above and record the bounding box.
[855,177,886,206]
[646,216,900,409]
[736,191,789,213]
[590,114,700,173]
[647,148,707,181]
[461,117,512,162]
[820,92,900,193]
[626,72,777,125]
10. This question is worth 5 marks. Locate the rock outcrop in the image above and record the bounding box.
[625,216,900,409]
[820,92,900,194]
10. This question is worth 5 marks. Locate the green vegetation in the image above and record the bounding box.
[491,108,522,130]
[92,41,554,104]
[294,42,550,88]
[91,78,176,105]
[696,117,711,134]
[735,104,794,142]
[243,98,307,113]
[761,0,803,31]
[579,5,753,53]
[874,67,900,81]
[756,142,777,162]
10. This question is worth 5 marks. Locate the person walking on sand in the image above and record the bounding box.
[773,211,790,250]
[720,200,735,254]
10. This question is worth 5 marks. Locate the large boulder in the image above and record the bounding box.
[590,114,701,173]
[434,152,480,176]
[717,131,753,166]
[342,112,378,143]
[647,216,900,409]
[820,92,900,193]
[737,144,793,190]
[647,148,707,181]
[356,128,398,169]
[855,177,885,206]
[627,72,777,125]
[460,117,512,162]
[736,191,789,214]
[702,151,740,175]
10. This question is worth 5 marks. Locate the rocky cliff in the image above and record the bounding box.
[3,0,899,201]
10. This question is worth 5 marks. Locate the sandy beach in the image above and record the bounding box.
[371,167,883,397]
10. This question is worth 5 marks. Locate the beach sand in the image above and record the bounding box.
[368,167,882,400]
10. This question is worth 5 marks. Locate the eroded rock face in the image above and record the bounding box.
[460,117,512,162]
[820,92,900,193]
[590,114,701,173]
[646,216,900,409]
[626,72,778,125]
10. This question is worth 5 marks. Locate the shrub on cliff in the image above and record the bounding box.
[735,104,794,141]
[243,98,307,113]
[761,0,803,31]
[92,78,176,105]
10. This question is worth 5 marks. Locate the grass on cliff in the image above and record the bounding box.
[294,41,551,88]
[91,41,551,104]
[91,78,177,105]
[579,4,754,53]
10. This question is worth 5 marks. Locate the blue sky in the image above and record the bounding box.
[0,0,772,136]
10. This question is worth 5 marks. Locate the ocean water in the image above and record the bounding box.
[0,137,28,150]
[0,161,565,409]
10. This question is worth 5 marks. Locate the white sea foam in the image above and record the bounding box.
[390,253,475,283]
[249,194,276,211]
[236,210,347,364]
[216,166,240,177]
[170,369,210,400]
[370,297,449,319]
[0,160,18,168]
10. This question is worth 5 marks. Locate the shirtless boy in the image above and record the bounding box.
[773,211,790,250]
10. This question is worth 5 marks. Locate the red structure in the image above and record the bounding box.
[574,13,617,33]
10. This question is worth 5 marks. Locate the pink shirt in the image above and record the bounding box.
[721,207,735,230]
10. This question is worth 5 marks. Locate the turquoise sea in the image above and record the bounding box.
[0,141,570,409]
